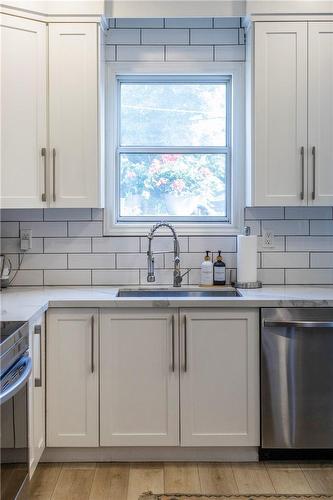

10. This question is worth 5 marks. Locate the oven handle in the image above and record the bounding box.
[0,357,32,405]
[264,320,333,329]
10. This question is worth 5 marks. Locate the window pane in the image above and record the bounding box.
[119,153,226,218]
[120,83,227,147]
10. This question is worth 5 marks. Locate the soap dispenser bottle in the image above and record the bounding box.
[200,251,213,286]
[213,251,226,286]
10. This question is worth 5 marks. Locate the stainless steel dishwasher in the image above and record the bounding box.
[261,308,333,451]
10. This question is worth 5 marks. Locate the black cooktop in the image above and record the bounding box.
[0,321,26,342]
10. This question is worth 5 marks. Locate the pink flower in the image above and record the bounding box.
[156,178,168,187]
[127,171,136,179]
[171,179,185,192]
[162,154,180,163]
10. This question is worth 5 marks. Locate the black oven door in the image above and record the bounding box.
[0,356,32,500]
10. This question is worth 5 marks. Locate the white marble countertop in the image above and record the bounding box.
[2,285,333,323]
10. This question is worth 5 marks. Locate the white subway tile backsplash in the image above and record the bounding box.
[213,17,241,28]
[20,221,67,237]
[68,253,115,269]
[91,208,104,221]
[244,220,261,235]
[20,254,67,270]
[44,270,91,286]
[166,18,213,28]
[262,220,309,236]
[311,253,333,268]
[140,236,188,253]
[44,208,91,221]
[116,18,164,28]
[106,28,140,44]
[1,222,20,237]
[286,269,333,285]
[68,221,103,237]
[189,236,236,253]
[285,207,332,219]
[142,28,189,45]
[1,238,43,254]
[92,269,139,285]
[257,268,285,285]
[9,270,43,286]
[117,45,164,61]
[44,238,91,253]
[310,220,333,235]
[1,209,43,222]
[105,45,116,61]
[117,253,163,269]
[166,45,213,61]
[215,45,245,61]
[190,28,239,45]
[286,236,333,252]
[262,252,309,269]
[245,207,284,220]
[93,236,140,253]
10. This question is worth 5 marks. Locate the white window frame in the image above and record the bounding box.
[104,62,245,236]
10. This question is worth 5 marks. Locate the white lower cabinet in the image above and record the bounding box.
[99,307,259,448]
[100,309,179,446]
[29,314,46,477]
[46,309,99,447]
[180,309,259,446]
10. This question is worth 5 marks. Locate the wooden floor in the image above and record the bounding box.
[28,462,333,499]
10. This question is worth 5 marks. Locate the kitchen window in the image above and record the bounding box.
[105,63,244,235]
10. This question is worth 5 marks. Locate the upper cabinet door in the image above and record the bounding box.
[253,22,308,206]
[1,15,47,208]
[49,23,100,207]
[308,22,333,206]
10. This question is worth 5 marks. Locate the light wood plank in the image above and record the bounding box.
[198,463,238,494]
[89,463,129,500]
[51,467,95,500]
[62,462,96,469]
[301,462,333,494]
[265,462,312,494]
[232,463,275,494]
[29,463,62,499]
[164,463,201,494]
[127,463,164,500]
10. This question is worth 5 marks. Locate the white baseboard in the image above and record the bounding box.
[41,446,258,462]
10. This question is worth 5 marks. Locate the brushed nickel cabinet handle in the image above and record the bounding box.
[300,146,305,200]
[41,148,47,202]
[34,325,42,387]
[52,148,56,202]
[91,315,94,373]
[171,315,175,372]
[184,315,187,372]
[312,146,316,200]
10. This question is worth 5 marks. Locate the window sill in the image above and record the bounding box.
[103,219,243,236]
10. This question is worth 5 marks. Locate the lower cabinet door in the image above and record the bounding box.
[29,314,46,477]
[47,308,99,447]
[100,309,179,446]
[180,308,259,447]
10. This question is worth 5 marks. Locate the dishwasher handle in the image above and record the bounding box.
[264,320,333,329]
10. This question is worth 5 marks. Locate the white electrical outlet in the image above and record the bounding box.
[20,229,32,251]
[263,230,274,248]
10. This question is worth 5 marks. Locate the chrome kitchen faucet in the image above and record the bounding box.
[146,222,190,287]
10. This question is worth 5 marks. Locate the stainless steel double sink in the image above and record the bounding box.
[117,288,242,298]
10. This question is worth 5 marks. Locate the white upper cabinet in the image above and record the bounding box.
[251,22,308,206]
[249,21,333,207]
[49,23,100,207]
[100,309,179,446]
[180,309,259,447]
[0,18,102,209]
[1,15,47,208]
[308,22,333,206]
